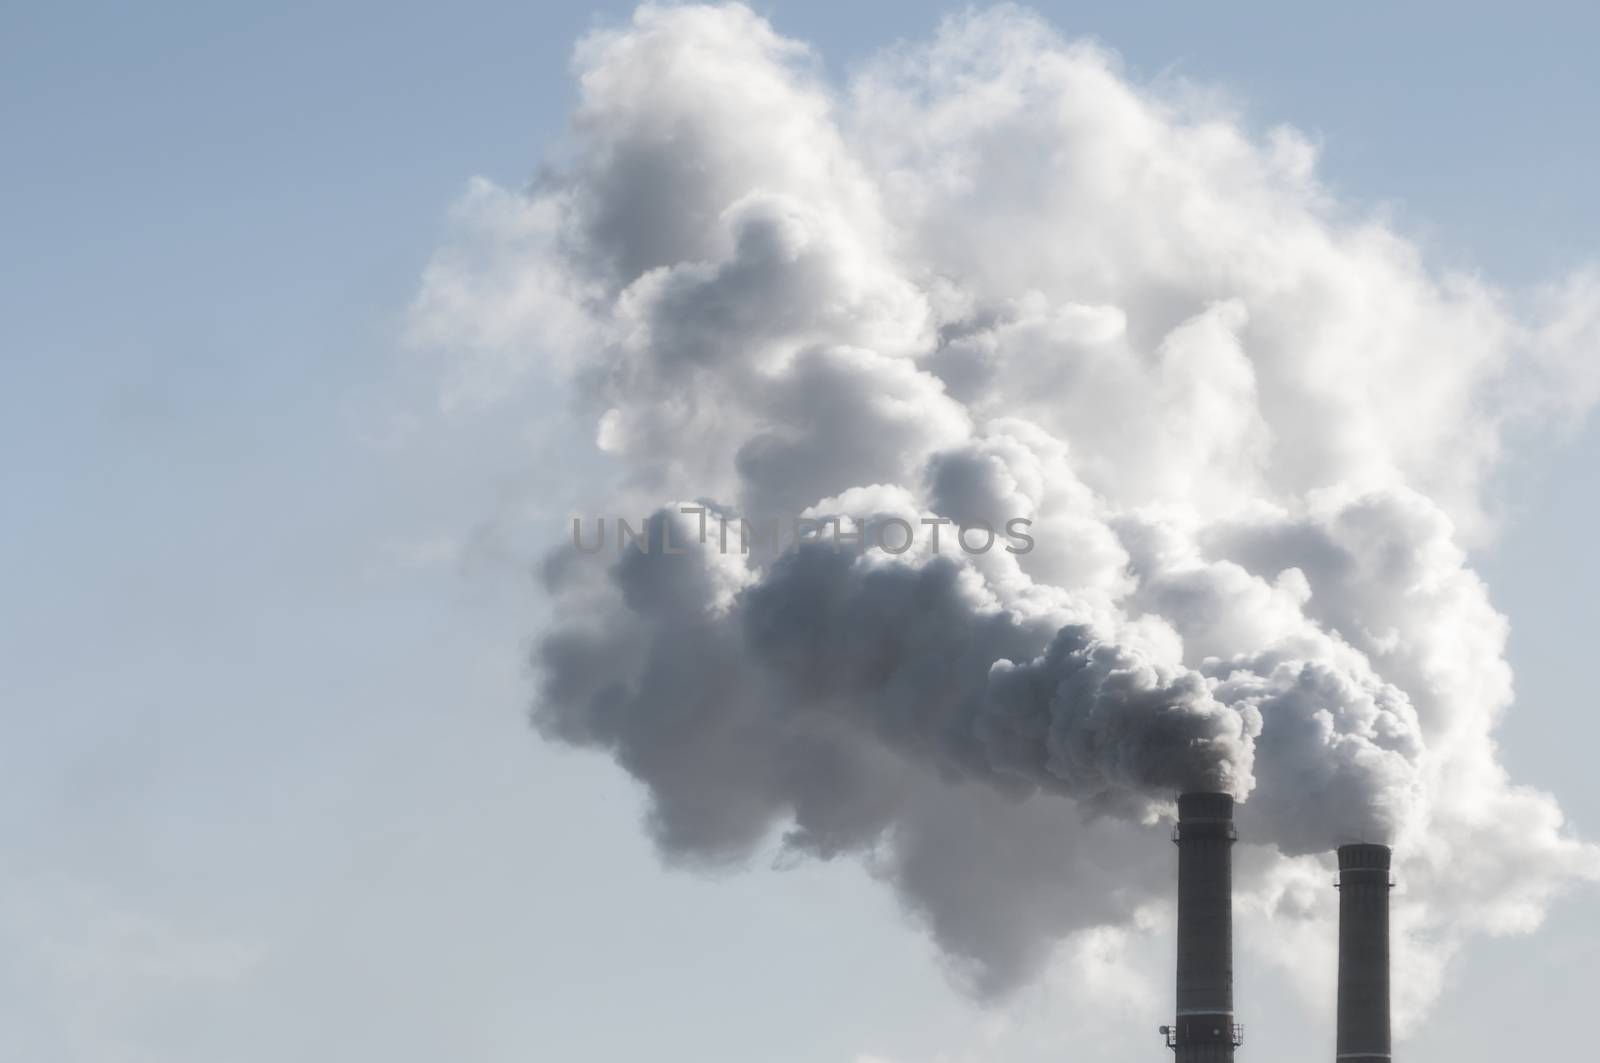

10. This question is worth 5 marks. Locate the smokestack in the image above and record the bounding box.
[1163,792,1241,1061]
[1336,843,1393,1062]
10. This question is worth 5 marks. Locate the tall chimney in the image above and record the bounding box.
[1164,792,1240,1061]
[1335,843,1393,1063]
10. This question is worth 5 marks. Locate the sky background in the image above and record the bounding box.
[3,2,1598,1061]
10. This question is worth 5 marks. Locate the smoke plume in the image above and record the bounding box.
[414,2,1600,1017]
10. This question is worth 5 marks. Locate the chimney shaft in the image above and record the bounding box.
[1336,843,1393,1063]
[1169,792,1239,1061]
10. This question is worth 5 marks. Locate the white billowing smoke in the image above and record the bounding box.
[413,2,1600,1020]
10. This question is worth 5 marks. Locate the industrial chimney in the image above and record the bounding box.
[1335,843,1393,1063]
[1162,792,1242,1061]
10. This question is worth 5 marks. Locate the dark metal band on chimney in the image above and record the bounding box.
[1166,792,1241,1061]
[1336,843,1393,1063]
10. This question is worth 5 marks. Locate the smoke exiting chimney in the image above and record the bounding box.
[1163,792,1242,1061]
[1336,843,1393,1062]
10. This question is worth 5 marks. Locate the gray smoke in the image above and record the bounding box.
[415,2,1600,1020]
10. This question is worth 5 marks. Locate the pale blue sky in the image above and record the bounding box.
[3,3,1598,1061]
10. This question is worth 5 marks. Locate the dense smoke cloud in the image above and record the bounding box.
[414,2,1600,1016]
